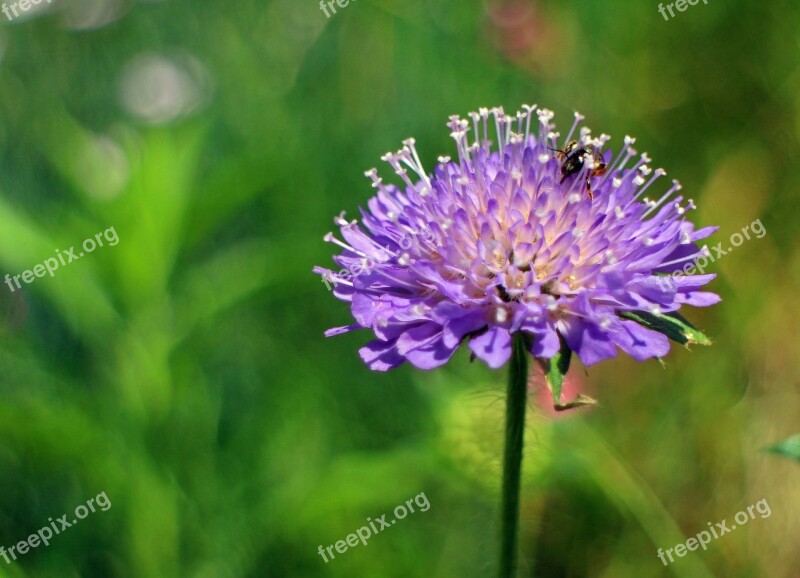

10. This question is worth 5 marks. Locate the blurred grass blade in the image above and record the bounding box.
[173,238,273,343]
[564,421,717,578]
[0,196,119,340]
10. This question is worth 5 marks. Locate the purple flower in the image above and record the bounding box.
[315,106,720,372]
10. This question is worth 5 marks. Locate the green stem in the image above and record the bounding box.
[499,333,528,578]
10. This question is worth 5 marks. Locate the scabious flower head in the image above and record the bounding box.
[315,106,720,371]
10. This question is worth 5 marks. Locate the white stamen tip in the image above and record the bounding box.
[537,109,555,123]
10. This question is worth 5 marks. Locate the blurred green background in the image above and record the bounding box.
[0,0,798,576]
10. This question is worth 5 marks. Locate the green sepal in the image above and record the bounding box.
[538,336,597,411]
[619,310,712,347]
[540,336,571,403]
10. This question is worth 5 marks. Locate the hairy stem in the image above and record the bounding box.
[499,333,528,578]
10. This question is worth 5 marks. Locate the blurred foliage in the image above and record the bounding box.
[0,0,798,576]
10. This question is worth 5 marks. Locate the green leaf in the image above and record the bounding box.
[763,434,800,463]
[619,310,712,347]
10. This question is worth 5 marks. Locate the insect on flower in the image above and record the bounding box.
[550,140,608,200]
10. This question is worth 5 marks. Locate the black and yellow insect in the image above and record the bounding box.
[550,140,608,200]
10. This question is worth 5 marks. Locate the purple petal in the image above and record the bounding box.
[404,337,459,370]
[560,319,617,366]
[610,319,670,361]
[324,324,361,337]
[359,339,405,371]
[468,327,513,369]
[443,311,488,348]
[676,291,722,307]
[528,323,561,358]
[673,273,717,291]
[396,323,442,355]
